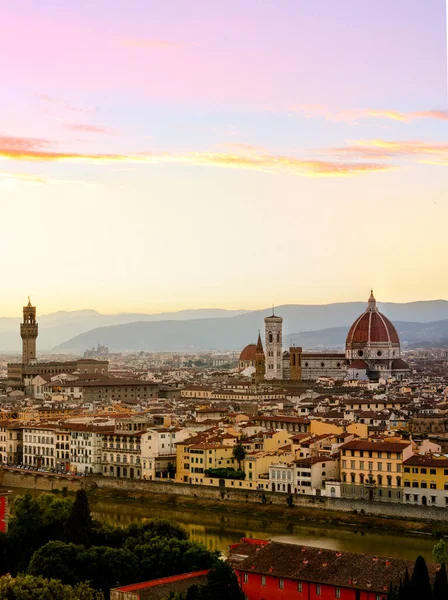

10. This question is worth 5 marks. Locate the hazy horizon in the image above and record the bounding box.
[1,296,448,319]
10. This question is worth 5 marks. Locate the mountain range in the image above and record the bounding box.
[51,300,448,353]
[1,301,447,353]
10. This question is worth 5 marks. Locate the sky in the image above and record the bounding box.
[0,0,447,316]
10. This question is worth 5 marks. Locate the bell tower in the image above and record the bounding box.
[20,297,38,364]
[264,312,283,380]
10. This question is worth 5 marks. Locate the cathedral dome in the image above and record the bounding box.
[346,291,399,346]
[239,344,257,363]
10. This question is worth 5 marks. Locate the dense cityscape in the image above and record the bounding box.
[0,296,447,598]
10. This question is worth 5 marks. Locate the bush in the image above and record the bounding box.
[204,468,246,480]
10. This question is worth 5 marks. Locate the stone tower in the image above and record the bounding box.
[255,331,265,382]
[290,346,303,381]
[21,297,38,364]
[264,312,283,379]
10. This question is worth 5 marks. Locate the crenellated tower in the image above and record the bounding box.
[20,297,38,364]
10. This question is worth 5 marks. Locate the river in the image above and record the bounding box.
[3,488,438,562]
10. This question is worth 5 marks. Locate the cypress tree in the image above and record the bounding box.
[64,489,93,547]
[433,563,448,600]
[410,556,432,600]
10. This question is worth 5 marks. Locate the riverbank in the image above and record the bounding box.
[90,485,446,537]
[2,468,447,537]
[3,485,439,563]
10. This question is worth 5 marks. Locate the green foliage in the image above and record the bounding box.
[28,537,219,597]
[204,468,245,480]
[7,493,72,573]
[0,574,102,600]
[232,444,247,469]
[433,563,448,600]
[163,563,244,600]
[64,490,93,547]
[433,540,448,565]
[410,555,432,600]
[3,492,219,600]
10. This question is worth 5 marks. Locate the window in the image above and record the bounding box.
[421,468,427,474]
[368,462,373,471]
[279,579,284,589]
[297,581,302,592]
[336,588,341,598]
[404,467,410,473]
[377,463,383,472]
[261,575,266,586]
[351,460,356,470]
[430,482,437,490]
[430,469,436,475]
[243,573,248,583]
[316,584,321,595]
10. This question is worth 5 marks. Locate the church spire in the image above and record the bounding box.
[256,330,264,354]
[367,289,377,311]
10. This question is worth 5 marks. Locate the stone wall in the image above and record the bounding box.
[2,468,447,524]
[92,476,448,523]
[1,469,90,492]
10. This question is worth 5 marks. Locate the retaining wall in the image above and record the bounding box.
[91,476,448,523]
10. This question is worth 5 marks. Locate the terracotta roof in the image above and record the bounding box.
[112,570,208,600]
[239,344,257,362]
[349,360,369,370]
[403,454,448,468]
[340,440,411,452]
[392,359,409,370]
[229,539,437,594]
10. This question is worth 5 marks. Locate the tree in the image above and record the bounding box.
[433,563,448,600]
[433,540,448,565]
[0,574,103,600]
[197,563,244,600]
[64,490,93,547]
[410,556,431,600]
[28,541,84,587]
[232,444,246,470]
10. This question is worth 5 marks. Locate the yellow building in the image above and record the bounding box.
[340,439,413,503]
[402,454,448,508]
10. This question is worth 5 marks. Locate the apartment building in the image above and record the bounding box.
[140,427,192,479]
[340,439,413,503]
[402,453,448,508]
[70,424,113,474]
[102,418,146,478]
[23,425,56,468]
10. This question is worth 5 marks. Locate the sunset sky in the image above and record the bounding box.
[1,0,447,316]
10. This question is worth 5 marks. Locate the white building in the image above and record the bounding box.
[141,427,193,479]
[23,425,56,468]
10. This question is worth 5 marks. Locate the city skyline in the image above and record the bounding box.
[1,0,447,316]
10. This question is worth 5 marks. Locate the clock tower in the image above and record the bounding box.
[20,297,38,364]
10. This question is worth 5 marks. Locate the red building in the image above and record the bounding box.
[0,495,7,533]
[229,539,436,600]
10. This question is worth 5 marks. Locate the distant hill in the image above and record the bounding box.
[0,308,249,351]
[286,320,448,350]
[53,301,448,353]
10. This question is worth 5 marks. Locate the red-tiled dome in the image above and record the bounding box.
[346,291,400,346]
[239,344,257,362]
[349,359,369,369]
[392,358,409,370]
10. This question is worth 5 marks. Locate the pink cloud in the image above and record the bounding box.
[63,123,114,134]
[291,105,448,123]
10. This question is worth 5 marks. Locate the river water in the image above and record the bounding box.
[3,488,438,562]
